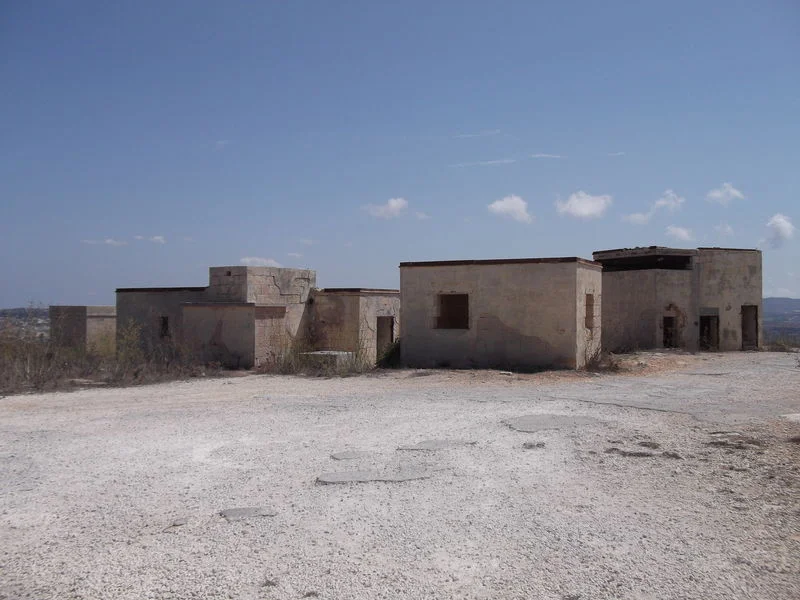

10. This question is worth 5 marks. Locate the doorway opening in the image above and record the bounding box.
[741,305,758,350]
[376,316,395,358]
[699,316,719,351]
[663,316,677,348]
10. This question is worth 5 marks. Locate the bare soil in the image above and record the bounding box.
[1,352,798,599]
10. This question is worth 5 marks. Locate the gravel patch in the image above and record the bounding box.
[0,352,798,599]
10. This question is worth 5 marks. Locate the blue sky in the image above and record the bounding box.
[1,0,798,307]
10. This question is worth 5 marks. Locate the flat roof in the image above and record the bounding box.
[400,257,600,268]
[116,286,207,293]
[593,246,697,258]
[317,288,399,294]
[697,247,760,252]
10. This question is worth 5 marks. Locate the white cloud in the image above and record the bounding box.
[623,189,685,225]
[81,238,127,246]
[714,223,734,237]
[453,129,501,139]
[241,257,282,267]
[363,197,408,219]
[133,235,167,244]
[298,238,316,246]
[623,212,652,225]
[653,189,685,212]
[666,225,693,242]
[766,213,795,248]
[343,241,353,248]
[450,158,517,168]
[607,151,625,157]
[182,236,193,242]
[215,140,230,150]
[287,252,303,258]
[488,195,533,224]
[556,191,612,219]
[706,182,744,206]
[415,211,431,220]
[530,153,565,159]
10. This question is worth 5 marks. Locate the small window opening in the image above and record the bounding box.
[585,293,595,329]
[159,316,170,338]
[225,270,232,276]
[436,294,469,329]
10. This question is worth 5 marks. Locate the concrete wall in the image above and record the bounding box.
[182,304,255,368]
[305,291,400,364]
[254,306,291,367]
[575,265,602,365]
[50,306,116,355]
[49,306,87,349]
[207,267,315,340]
[116,289,207,352]
[601,269,696,352]
[85,306,116,355]
[401,262,584,370]
[696,249,762,350]
[358,294,401,364]
[308,292,361,352]
[600,249,762,353]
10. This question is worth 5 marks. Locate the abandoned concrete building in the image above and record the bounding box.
[115,266,399,368]
[399,257,602,370]
[592,246,762,352]
[49,305,116,354]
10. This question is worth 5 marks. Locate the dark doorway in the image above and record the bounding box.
[663,316,677,348]
[741,305,758,350]
[159,316,170,339]
[699,316,719,351]
[376,316,394,358]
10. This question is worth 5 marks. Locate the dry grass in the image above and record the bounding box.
[0,317,216,396]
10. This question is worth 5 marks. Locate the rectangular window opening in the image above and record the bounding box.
[436,294,469,329]
[585,293,595,329]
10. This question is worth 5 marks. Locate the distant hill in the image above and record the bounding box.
[763,297,800,320]
[763,297,800,345]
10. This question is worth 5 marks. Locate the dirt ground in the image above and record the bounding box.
[1,351,799,599]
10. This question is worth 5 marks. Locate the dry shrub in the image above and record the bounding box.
[257,334,374,377]
[584,349,622,373]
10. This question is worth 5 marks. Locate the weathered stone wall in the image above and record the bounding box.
[600,269,696,352]
[182,304,255,368]
[85,306,116,355]
[575,265,602,367]
[50,306,116,354]
[254,306,291,367]
[696,249,762,350]
[303,290,400,364]
[358,294,401,364]
[49,306,87,349]
[400,262,582,370]
[307,292,361,352]
[116,289,207,352]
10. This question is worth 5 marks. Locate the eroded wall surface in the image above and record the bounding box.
[401,263,580,369]
[358,294,401,364]
[696,249,762,350]
[575,265,602,367]
[182,304,255,368]
[307,293,361,352]
[85,306,116,354]
[116,289,207,351]
[49,306,87,349]
[601,270,696,352]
